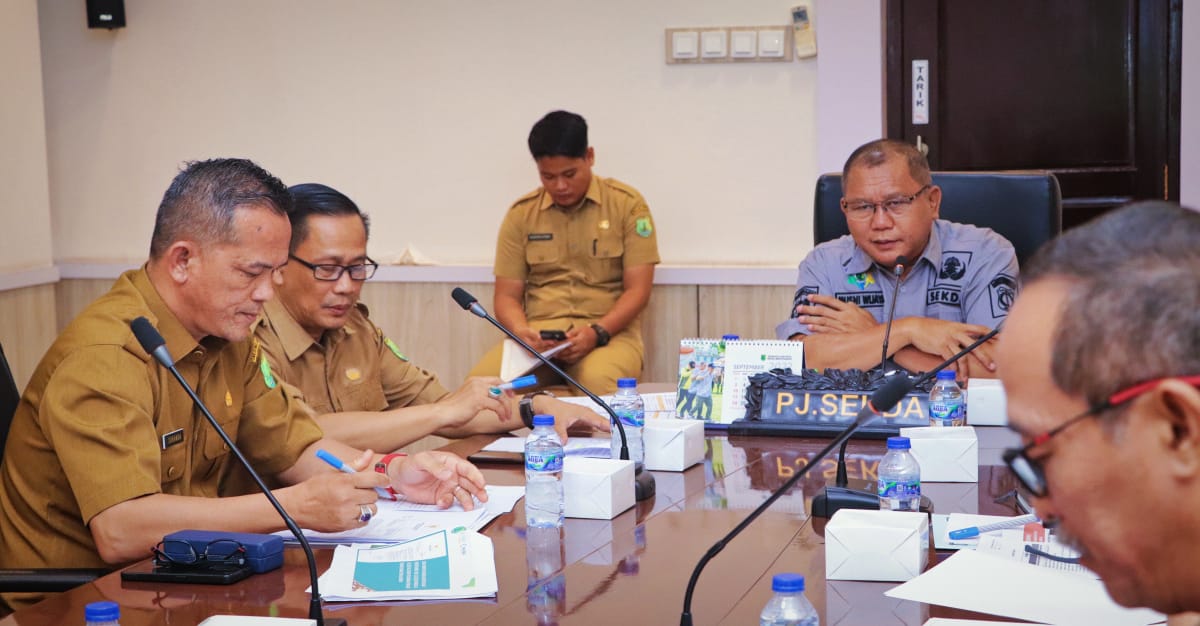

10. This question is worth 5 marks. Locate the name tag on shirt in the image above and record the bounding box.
[528,233,554,241]
[161,428,185,450]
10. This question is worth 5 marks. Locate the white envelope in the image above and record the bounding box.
[643,418,704,471]
[966,378,1007,426]
[563,457,635,520]
[825,509,929,581]
[900,426,979,483]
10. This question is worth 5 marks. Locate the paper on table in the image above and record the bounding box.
[923,620,1037,626]
[557,392,677,419]
[886,549,1164,625]
[500,339,572,380]
[483,436,611,458]
[277,485,525,544]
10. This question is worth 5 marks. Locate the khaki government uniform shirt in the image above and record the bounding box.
[253,298,450,415]
[493,175,660,330]
[0,268,322,610]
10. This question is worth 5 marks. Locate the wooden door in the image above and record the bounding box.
[886,0,1183,228]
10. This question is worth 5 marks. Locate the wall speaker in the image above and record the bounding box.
[86,0,126,29]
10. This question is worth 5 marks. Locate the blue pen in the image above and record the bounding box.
[316,449,391,500]
[949,513,1041,540]
[489,374,539,397]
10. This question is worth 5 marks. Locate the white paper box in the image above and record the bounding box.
[642,418,705,471]
[563,457,635,520]
[900,426,979,483]
[966,378,1007,426]
[826,509,929,581]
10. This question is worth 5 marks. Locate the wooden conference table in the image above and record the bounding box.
[1,428,1025,626]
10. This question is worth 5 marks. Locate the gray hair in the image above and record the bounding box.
[841,139,933,188]
[149,158,292,259]
[1022,201,1200,407]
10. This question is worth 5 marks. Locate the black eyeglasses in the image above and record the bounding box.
[289,255,378,281]
[841,184,931,222]
[153,539,246,568]
[1003,374,1200,497]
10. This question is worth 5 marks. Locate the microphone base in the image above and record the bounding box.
[635,466,656,501]
[811,486,880,519]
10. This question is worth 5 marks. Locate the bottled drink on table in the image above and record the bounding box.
[609,377,645,468]
[85,601,120,626]
[759,572,819,625]
[878,436,921,512]
[928,370,965,426]
[525,414,564,528]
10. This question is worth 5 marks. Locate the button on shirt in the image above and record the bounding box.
[776,220,1019,339]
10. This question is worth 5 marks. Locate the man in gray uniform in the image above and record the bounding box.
[776,139,1017,379]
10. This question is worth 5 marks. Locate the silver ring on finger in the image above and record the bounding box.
[358,504,373,523]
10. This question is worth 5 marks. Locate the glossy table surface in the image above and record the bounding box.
[2,428,1025,626]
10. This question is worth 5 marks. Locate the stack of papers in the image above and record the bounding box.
[276,485,524,544]
[317,528,498,602]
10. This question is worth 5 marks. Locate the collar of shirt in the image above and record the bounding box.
[842,219,948,277]
[132,265,214,359]
[261,297,359,363]
[535,174,604,212]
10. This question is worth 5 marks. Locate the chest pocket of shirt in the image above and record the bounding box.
[340,368,388,413]
[525,239,561,269]
[159,435,188,488]
[587,231,624,279]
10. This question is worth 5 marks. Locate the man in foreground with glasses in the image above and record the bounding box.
[997,201,1200,616]
[250,183,609,456]
[776,139,1017,378]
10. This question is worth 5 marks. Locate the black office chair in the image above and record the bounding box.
[813,171,1062,265]
[0,342,106,598]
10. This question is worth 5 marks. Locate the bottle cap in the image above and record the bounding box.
[721,334,740,340]
[886,436,911,450]
[936,370,957,381]
[770,572,805,592]
[617,378,638,388]
[531,414,555,427]
[85,601,120,622]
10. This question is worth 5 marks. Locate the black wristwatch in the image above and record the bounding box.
[519,391,556,428]
[590,323,611,347]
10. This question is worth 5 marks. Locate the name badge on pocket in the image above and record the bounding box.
[161,428,185,450]
[528,233,554,241]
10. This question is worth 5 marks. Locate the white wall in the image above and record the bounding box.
[37,0,823,267]
[815,1,884,175]
[0,0,54,272]
[1182,2,1199,208]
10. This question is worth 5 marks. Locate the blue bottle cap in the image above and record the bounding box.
[771,572,805,592]
[936,370,957,381]
[887,436,911,449]
[617,378,638,388]
[85,601,120,622]
[531,414,555,427]
[721,334,740,340]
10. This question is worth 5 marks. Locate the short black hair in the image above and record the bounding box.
[286,183,371,254]
[528,110,589,159]
[842,139,932,188]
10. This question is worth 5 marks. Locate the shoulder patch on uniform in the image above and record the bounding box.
[635,216,653,238]
[383,337,409,361]
[989,273,1017,318]
[259,355,277,389]
[791,286,819,317]
[937,250,974,282]
[846,271,875,290]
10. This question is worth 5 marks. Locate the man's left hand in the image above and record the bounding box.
[795,294,878,334]
[388,451,488,510]
[559,325,599,364]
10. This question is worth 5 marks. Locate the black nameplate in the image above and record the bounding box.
[161,428,185,449]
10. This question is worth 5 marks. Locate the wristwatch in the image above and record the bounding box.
[520,390,556,428]
[590,323,611,347]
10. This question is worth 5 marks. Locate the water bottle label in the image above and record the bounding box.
[929,401,963,420]
[615,407,645,428]
[526,451,562,472]
[878,479,921,500]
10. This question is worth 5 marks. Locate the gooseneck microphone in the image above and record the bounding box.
[679,374,913,626]
[131,317,344,626]
[451,287,654,501]
[879,255,909,374]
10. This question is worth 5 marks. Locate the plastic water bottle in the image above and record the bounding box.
[525,414,564,528]
[878,436,921,512]
[759,572,819,626]
[85,601,120,626]
[609,378,645,469]
[928,370,966,426]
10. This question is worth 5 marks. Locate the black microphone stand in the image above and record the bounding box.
[131,318,344,626]
[451,289,654,501]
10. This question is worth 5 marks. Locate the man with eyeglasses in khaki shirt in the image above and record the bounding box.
[775,139,1018,379]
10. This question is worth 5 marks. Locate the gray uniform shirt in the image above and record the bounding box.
[775,219,1018,340]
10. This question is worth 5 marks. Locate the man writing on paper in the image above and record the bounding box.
[998,201,1200,618]
[468,110,660,395]
[251,182,609,453]
[776,139,1017,379]
[0,159,486,612]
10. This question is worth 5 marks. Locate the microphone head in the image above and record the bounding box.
[893,255,909,275]
[869,374,914,415]
[130,316,166,355]
[451,287,477,311]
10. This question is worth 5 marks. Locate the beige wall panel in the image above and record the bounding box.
[0,284,58,389]
[641,285,698,384]
[698,285,795,341]
[55,278,117,333]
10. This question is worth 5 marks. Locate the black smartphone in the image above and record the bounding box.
[539,329,567,342]
[121,560,254,585]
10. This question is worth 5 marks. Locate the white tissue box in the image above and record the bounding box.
[642,418,705,471]
[900,426,979,483]
[966,378,1007,426]
[826,509,929,581]
[563,456,635,520]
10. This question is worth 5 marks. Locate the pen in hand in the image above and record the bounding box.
[316,449,394,500]
[488,374,539,398]
[949,513,1041,540]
